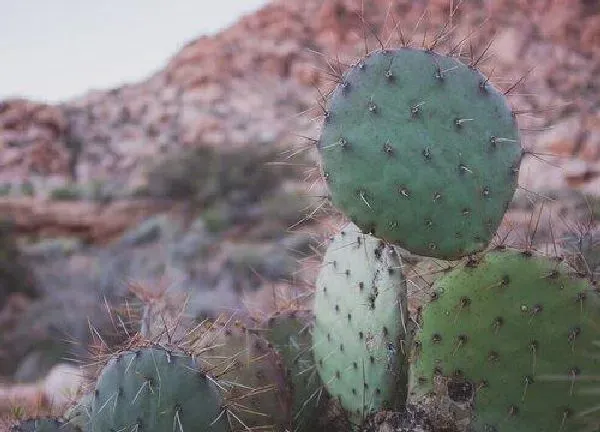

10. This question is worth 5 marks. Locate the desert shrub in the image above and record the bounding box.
[0,219,38,307]
[0,184,10,196]
[145,145,296,206]
[20,181,34,197]
[49,186,81,201]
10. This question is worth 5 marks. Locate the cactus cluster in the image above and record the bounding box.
[7,22,599,432]
[307,35,599,431]
[12,307,332,432]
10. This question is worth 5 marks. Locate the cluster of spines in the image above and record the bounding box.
[261,309,327,432]
[185,316,291,431]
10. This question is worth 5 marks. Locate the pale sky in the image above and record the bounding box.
[0,1,269,103]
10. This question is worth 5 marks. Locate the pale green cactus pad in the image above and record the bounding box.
[313,223,409,427]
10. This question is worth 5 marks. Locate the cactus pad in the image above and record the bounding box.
[313,223,409,426]
[318,48,522,259]
[64,392,92,431]
[263,310,325,431]
[188,318,291,431]
[90,346,228,432]
[410,249,600,432]
[10,418,79,432]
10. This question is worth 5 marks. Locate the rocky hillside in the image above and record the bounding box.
[0,0,598,414]
[2,0,599,200]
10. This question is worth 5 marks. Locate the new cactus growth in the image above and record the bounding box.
[318,48,522,259]
[11,418,79,432]
[313,223,409,426]
[410,249,600,432]
[89,345,228,432]
[263,309,325,431]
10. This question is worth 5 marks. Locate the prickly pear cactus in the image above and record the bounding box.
[318,48,522,259]
[263,310,325,431]
[188,318,291,431]
[64,392,92,431]
[89,345,228,432]
[313,223,409,427]
[10,418,79,432]
[410,249,600,432]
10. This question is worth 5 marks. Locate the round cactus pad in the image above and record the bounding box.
[90,346,228,432]
[318,48,522,259]
[410,250,600,432]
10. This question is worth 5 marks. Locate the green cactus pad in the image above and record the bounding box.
[313,223,409,426]
[64,392,92,431]
[263,310,325,431]
[188,319,291,431]
[10,418,79,432]
[410,249,600,432]
[318,48,522,260]
[90,346,228,432]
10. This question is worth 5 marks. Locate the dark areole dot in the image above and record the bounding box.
[383,142,394,155]
[447,379,474,402]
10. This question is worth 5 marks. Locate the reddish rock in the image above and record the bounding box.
[0,100,70,180]
[581,112,600,161]
[537,116,583,156]
[0,198,172,244]
[0,0,599,245]
[581,14,600,53]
